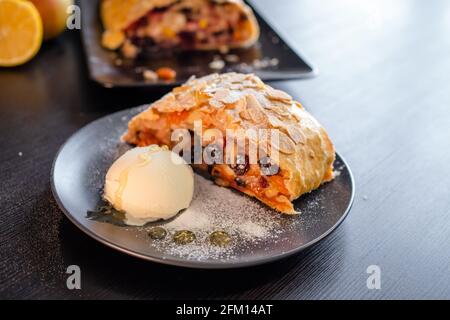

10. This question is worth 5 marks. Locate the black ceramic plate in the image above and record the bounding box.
[80,0,316,88]
[51,106,354,269]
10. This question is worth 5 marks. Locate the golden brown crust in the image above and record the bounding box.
[101,0,260,50]
[123,73,335,214]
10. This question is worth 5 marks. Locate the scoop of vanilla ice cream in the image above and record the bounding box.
[104,145,194,226]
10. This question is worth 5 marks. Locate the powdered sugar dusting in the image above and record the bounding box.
[140,175,289,261]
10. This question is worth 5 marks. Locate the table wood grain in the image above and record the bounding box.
[1,0,450,299]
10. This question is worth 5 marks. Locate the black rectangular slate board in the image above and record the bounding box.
[80,0,316,88]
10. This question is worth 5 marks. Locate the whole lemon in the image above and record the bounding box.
[28,0,74,40]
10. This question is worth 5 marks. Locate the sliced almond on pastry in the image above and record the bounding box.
[176,91,197,109]
[210,99,224,109]
[266,87,292,102]
[267,115,285,128]
[270,130,296,154]
[246,95,267,123]
[239,109,252,120]
[286,124,306,144]
[214,89,241,104]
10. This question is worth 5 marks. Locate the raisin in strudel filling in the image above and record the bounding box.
[133,127,293,212]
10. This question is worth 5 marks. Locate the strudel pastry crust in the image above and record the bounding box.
[101,0,260,56]
[123,73,335,214]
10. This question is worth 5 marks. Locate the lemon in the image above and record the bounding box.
[29,0,73,40]
[0,0,43,67]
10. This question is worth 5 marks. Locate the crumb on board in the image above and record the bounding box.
[253,57,279,69]
[208,54,278,71]
[156,67,177,81]
[143,70,158,82]
[137,67,177,81]
[209,59,225,70]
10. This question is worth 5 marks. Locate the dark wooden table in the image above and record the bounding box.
[1,0,450,299]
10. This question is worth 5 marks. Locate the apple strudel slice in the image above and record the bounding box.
[101,0,260,58]
[123,73,335,214]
